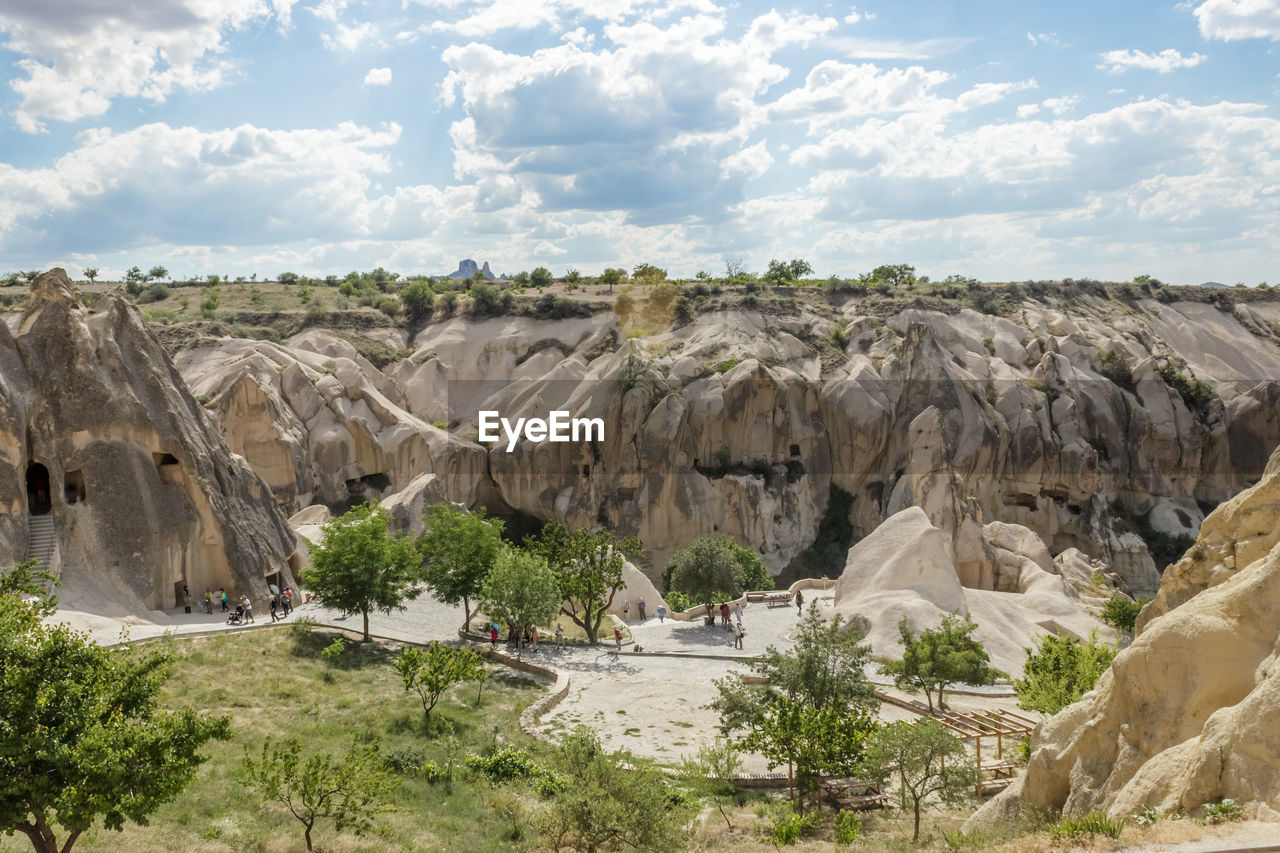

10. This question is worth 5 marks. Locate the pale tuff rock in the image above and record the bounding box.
[830,507,1107,675]
[606,560,667,617]
[0,269,297,611]
[970,441,1280,827]
[178,295,1280,589]
[175,333,488,512]
[1139,445,1280,633]
[380,473,452,538]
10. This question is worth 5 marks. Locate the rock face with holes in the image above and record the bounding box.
[174,289,1280,591]
[0,269,297,612]
[970,441,1280,825]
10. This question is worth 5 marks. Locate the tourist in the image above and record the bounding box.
[656,604,667,623]
[531,626,539,653]
[241,595,254,624]
[219,588,228,612]
[203,589,213,614]
[490,623,499,649]
[733,621,744,650]
[269,596,280,622]
[182,586,191,614]
[734,602,743,624]
[795,589,804,615]
[638,598,646,620]
[555,622,565,648]
[622,599,630,621]
[704,603,715,627]
[282,587,293,615]
[614,625,623,651]
[719,601,730,626]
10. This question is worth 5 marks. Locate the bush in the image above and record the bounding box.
[1098,348,1134,391]
[384,746,428,776]
[834,810,862,845]
[1050,811,1124,840]
[321,637,345,664]
[759,807,820,846]
[1101,594,1144,633]
[1134,804,1162,827]
[139,283,170,303]
[663,591,694,613]
[1199,798,1243,825]
[942,828,987,849]
[465,748,542,784]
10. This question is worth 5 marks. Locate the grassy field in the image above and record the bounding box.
[0,626,548,853]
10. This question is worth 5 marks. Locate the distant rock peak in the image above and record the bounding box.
[448,259,496,280]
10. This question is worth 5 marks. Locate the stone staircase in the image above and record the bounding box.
[24,514,59,581]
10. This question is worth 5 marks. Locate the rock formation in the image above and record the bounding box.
[970,441,1280,825]
[175,289,1280,591]
[829,507,1109,675]
[175,331,489,512]
[0,269,298,612]
[447,259,495,280]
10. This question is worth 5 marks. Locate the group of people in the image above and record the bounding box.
[490,621,569,653]
[620,597,667,623]
[179,584,297,626]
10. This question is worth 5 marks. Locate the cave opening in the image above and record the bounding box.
[25,462,51,515]
[65,470,86,505]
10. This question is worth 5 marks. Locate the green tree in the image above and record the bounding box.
[712,610,878,808]
[870,263,916,288]
[243,737,397,853]
[393,643,486,728]
[0,591,231,853]
[679,739,742,828]
[787,258,813,280]
[741,696,874,812]
[1101,594,1145,634]
[722,537,772,591]
[123,266,145,295]
[599,267,625,292]
[1014,633,1117,715]
[529,524,642,644]
[399,280,435,323]
[564,268,581,284]
[306,504,423,641]
[81,267,98,284]
[278,271,300,284]
[632,263,666,285]
[529,266,554,288]
[419,503,504,632]
[147,265,168,282]
[478,547,562,654]
[879,614,1004,713]
[764,259,792,286]
[667,537,744,610]
[860,719,976,841]
[539,727,692,852]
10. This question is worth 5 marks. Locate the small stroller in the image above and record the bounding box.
[227,605,245,625]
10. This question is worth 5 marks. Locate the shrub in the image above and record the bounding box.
[1101,594,1144,633]
[1199,798,1243,825]
[140,283,170,303]
[1051,811,1124,840]
[1134,804,1162,827]
[1158,363,1218,418]
[465,747,542,784]
[383,745,428,776]
[834,810,862,845]
[1098,348,1134,391]
[942,828,987,849]
[830,326,848,348]
[759,807,820,846]
[715,358,739,373]
[663,590,694,613]
[321,637,345,664]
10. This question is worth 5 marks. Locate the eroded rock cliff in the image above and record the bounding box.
[970,441,1280,824]
[0,269,297,611]
[175,287,1280,587]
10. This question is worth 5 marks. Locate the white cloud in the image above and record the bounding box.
[1098,48,1207,73]
[1026,31,1063,48]
[439,10,835,216]
[0,0,283,133]
[1017,103,1041,117]
[1194,0,1280,41]
[0,121,408,252]
[844,6,875,24]
[1043,95,1081,115]
[321,20,378,51]
[720,141,773,179]
[363,67,393,86]
[409,0,718,38]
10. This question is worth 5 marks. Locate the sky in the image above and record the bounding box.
[0,0,1277,283]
